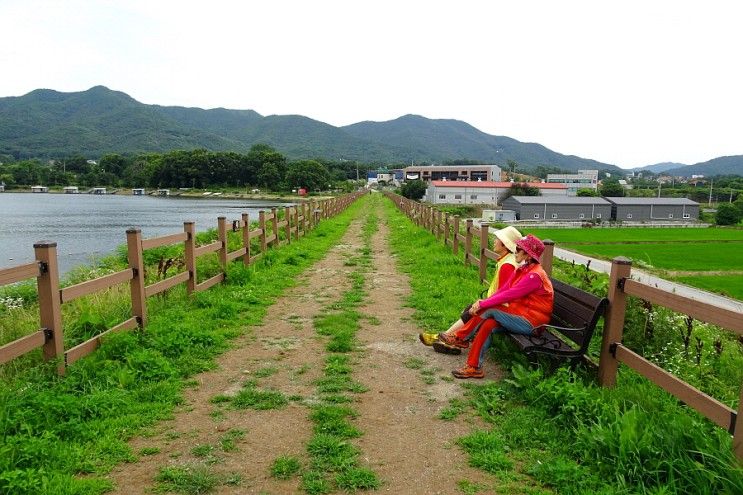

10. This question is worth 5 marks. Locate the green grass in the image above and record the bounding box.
[674,274,743,300]
[528,227,743,243]
[154,465,220,494]
[270,455,302,480]
[565,242,743,271]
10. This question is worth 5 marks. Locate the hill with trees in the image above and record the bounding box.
[1,86,619,172]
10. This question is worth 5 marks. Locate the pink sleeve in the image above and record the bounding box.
[480,272,543,309]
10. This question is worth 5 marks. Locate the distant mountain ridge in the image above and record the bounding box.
[0,86,741,176]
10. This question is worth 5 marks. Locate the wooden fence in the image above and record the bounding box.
[386,192,743,462]
[0,193,363,374]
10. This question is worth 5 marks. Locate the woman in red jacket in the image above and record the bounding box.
[439,234,554,379]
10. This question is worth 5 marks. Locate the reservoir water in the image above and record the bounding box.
[0,193,294,276]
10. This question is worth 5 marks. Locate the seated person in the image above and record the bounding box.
[438,234,554,379]
[419,226,522,351]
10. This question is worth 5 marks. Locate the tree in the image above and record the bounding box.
[715,203,742,226]
[599,180,625,197]
[576,188,598,197]
[400,180,427,200]
[510,183,540,196]
[285,160,331,191]
[507,159,519,180]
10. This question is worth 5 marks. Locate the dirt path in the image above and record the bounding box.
[108,205,498,494]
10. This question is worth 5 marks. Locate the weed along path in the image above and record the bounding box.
[109,197,491,494]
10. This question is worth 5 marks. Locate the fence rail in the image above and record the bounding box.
[0,192,363,373]
[385,192,743,463]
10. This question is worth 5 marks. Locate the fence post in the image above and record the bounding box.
[271,208,279,246]
[34,241,64,374]
[734,388,743,462]
[126,229,147,327]
[541,240,555,276]
[479,223,489,283]
[241,213,251,266]
[184,222,196,295]
[284,207,291,244]
[259,211,267,252]
[444,214,450,246]
[464,219,473,266]
[453,216,460,255]
[598,257,632,387]
[218,216,228,268]
[293,206,300,239]
[435,210,442,240]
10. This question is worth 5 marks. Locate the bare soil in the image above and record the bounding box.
[107,208,500,494]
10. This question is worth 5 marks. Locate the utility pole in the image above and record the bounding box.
[708,178,713,206]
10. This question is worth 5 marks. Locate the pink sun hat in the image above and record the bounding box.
[515,234,545,261]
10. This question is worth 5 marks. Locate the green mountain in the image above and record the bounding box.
[664,156,743,177]
[0,86,659,174]
[342,114,615,171]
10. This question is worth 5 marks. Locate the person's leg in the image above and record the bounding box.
[465,318,500,368]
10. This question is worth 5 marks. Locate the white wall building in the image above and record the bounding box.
[425,181,568,205]
[546,169,599,195]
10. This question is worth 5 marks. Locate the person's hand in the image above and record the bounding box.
[470,300,481,314]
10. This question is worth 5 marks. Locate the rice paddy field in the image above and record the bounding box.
[526,227,743,300]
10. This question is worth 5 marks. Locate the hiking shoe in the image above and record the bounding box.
[419,332,439,346]
[433,341,462,355]
[451,365,485,379]
[437,332,468,349]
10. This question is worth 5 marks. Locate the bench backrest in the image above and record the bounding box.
[549,278,608,350]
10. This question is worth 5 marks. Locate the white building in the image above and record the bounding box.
[425,181,568,205]
[546,170,599,195]
[31,185,48,193]
[63,186,79,194]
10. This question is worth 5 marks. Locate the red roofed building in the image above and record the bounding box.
[424,180,568,205]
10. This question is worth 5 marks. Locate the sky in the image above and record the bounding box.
[1,0,742,169]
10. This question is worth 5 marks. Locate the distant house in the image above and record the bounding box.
[425,181,568,206]
[604,197,699,221]
[501,196,611,221]
[132,188,145,195]
[31,185,48,193]
[367,169,404,186]
[545,170,599,195]
[92,187,107,195]
[157,189,170,196]
[482,209,516,222]
[63,186,79,194]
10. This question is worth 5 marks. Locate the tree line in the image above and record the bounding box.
[0,145,377,192]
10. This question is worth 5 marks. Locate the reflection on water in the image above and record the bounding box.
[0,193,293,276]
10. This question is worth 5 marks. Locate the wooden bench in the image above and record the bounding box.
[499,278,608,368]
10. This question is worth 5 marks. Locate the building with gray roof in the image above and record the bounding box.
[501,196,612,221]
[604,197,699,221]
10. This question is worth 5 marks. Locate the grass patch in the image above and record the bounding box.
[271,455,302,480]
[154,464,220,494]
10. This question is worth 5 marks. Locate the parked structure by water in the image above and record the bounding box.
[31,185,48,193]
[63,186,79,194]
